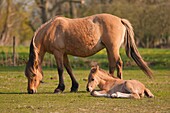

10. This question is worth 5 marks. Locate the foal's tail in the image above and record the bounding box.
[144,88,154,98]
[121,19,153,79]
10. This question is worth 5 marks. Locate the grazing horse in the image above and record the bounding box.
[87,66,154,99]
[25,14,152,94]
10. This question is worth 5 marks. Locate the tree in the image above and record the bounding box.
[0,0,10,46]
[0,0,169,47]
[0,0,36,46]
[35,0,85,23]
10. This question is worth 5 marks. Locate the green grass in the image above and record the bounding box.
[0,67,169,113]
[0,46,170,69]
[0,47,170,112]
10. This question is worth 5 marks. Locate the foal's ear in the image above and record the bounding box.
[96,65,99,70]
[91,65,99,73]
[91,67,97,73]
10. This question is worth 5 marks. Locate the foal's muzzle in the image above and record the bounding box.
[86,87,90,92]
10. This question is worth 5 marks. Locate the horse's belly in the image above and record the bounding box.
[66,40,105,57]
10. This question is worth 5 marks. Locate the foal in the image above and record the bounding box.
[87,66,154,99]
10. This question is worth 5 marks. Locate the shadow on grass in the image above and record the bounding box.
[0,92,27,94]
[0,90,88,95]
[63,90,87,94]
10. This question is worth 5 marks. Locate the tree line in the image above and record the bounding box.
[0,0,169,48]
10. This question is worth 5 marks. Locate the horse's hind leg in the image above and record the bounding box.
[102,24,125,79]
[63,54,79,92]
[106,48,123,79]
[116,57,123,79]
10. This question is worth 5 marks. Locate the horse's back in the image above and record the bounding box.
[61,15,107,57]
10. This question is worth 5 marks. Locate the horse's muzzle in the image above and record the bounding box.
[28,89,37,94]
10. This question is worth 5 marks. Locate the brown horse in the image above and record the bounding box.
[25,14,152,94]
[87,66,154,99]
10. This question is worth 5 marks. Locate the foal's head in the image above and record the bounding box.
[86,65,101,92]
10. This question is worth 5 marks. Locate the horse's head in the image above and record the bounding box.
[25,60,43,94]
[86,65,100,92]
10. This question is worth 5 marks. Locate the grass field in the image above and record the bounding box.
[0,48,170,113]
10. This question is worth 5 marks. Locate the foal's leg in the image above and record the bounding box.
[124,81,141,99]
[54,51,65,93]
[111,92,133,98]
[144,88,154,98]
[63,54,79,92]
[91,90,110,97]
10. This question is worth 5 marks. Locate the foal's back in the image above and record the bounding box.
[124,80,145,92]
[108,79,146,94]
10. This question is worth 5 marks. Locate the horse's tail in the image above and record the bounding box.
[144,88,154,98]
[121,19,153,79]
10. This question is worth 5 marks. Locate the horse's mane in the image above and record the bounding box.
[29,17,55,69]
[28,38,36,69]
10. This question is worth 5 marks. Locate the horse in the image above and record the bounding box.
[25,13,152,94]
[86,65,154,99]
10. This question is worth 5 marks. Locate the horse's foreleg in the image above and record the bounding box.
[63,54,79,92]
[54,51,65,93]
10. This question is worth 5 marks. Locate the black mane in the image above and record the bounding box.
[28,38,36,68]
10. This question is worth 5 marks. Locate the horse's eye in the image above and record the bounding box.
[91,78,94,81]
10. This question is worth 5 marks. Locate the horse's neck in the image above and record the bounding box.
[36,46,45,65]
[30,38,46,66]
[32,19,50,64]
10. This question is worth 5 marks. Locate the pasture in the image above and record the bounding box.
[0,48,170,113]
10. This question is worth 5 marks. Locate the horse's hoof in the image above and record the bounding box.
[54,89,63,93]
[70,83,79,92]
[70,88,78,92]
